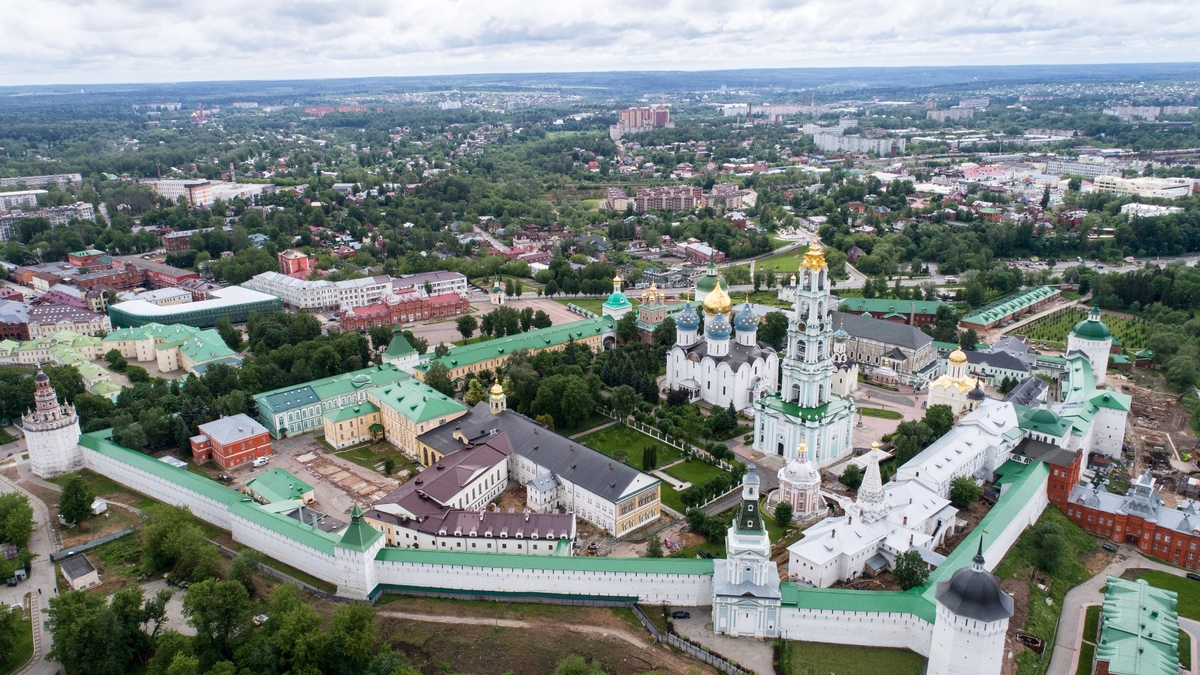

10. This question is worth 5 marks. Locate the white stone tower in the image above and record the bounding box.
[23,367,83,478]
[927,540,1013,675]
[778,441,821,516]
[1066,305,1112,385]
[334,504,386,600]
[712,465,781,638]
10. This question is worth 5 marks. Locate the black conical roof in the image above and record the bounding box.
[935,541,1014,623]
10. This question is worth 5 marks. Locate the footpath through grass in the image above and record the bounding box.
[994,506,1098,675]
[784,640,926,675]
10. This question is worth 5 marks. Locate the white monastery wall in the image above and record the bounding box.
[777,609,934,656]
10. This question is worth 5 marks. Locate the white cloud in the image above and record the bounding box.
[1,0,1198,85]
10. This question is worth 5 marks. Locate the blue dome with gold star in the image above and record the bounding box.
[706,309,732,340]
[676,302,700,332]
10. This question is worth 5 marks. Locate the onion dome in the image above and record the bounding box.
[948,348,968,365]
[833,326,849,342]
[968,382,986,401]
[702,283,732,316]
[800,243,828,271]
[935,539,1014,622]
[491,381,505,397]
[706,309,732,340]
[34,366,49,383]
[695,261,729,295]
[1072,305,1112,340]
[675,302,700,332]
[733,303,758,332]
[780,442,818,485]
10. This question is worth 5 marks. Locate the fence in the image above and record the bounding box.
[596,408,736,472]
[629,604,757,675]
[49,527,136,561]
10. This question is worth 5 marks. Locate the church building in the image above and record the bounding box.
[713,465,781,637]
[927,348,986,416]
[752,244,856,466]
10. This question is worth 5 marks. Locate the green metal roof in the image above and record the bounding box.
[367,379,467,424]
[1017,406,1072,437]
[780,585,936,624]
[384,331,416,358]
[961,286,1058,326]
[1071,307,1112,341]
[245,468,314,504]
[838,298,946,316]
[756,392,854,422]
[254,364,410,413]
[337,505,384,552]
[324,401,379,423]
[920,461,1050,602]
[79,431,241,507]
[1097,577,1180,675]
[228,500,340,554]
[414,316,614,375]
[375,547,715,574]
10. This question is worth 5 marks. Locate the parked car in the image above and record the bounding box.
[671,611,691,620]
[252,457,269,468]
[1102,543,1117,552]
[1187,573,1200,582]
[216,474,233,483]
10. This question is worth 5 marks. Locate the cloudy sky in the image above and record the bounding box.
[3,0,1199,85]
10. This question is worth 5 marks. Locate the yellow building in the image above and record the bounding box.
[322,402,384,450]
[366,379,469,462]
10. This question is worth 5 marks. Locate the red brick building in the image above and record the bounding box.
[116,257,200,288]
[74,265,146,291]
[190,414,272,469]
[339,290,470,331]
[1065,472,1200,570]
[278,249,312,277]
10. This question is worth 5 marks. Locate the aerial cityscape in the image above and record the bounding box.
[2,8,1200,675]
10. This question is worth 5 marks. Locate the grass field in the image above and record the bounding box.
[785,641,926,675]
[0,427,16,445]
[1083,604,1100,642]
[556,411,610,437]
[748,248,807,274]
[1008,308,1147,350]
[579,425,682,469]
[994,506,1099,675]
[1121,570,1200,620]
[1182,629,1193,670]
[858,406,904,420]
[554,297,606,315]
[1075,642,1095,675]
[334,442,420,478]
[48,469,157,509]
[663,459,727,485]
[0,617,32,675]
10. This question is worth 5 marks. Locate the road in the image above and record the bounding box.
[0,460,61,675]
[1047,546,1199,675]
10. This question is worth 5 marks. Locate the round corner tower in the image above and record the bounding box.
[23,367,83,478]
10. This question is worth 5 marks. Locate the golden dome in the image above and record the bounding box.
[800,243,828,271]
[490,381,505,397]
[871,440,880,451]
[790,273,798,285]
[948,349,968,365]
[702,283,732,316]
[613,273,623,284]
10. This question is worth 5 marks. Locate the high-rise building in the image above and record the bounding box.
[609,105,673,140]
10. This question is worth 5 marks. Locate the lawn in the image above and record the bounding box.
[0,617,32,675]
[553,297,607,315]
[556,411,611,437]
[1075,643,1095,675]
[663,459,727,486]
[335,443,420,478]
[1009,308,1147,350]
[1083,604,1100,642]
[749,248,807,274]
[994,506,1099,675]
[0,427,16,445]
[660,484,684,512]
[1182,629,1193,670]
[578,425,682,469]
[1121,571,1200,621]
[784,640,926,675]
[858,406,904,420]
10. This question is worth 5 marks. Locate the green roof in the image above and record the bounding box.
[324,402,379,423]
[229,500,340,554]
[780,585,936,623]
[414,316,614,375]
[1072,307,1112,340]
[72,249,106,257]
[367,379,467,424]
[1097,577,1180,675]
[374,547,715,574]
[961,286,1058,326]
[245,468,314,504]
[384,331,416,358]
[79,430,241,507]
[337,504,384,552]
[254,364,410,413]
[838,298,946,316]
[1018,406,1072,437]
[603,291,631,309]
[755,392,854,422]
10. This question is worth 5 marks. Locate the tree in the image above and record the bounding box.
[423,362,455,397]
[0,492,34,548]
[559,379,595,429]
[0,606,20,670]
[1033,521,1066,574]
[964,283,985,308]
[328,604,376,675]
[455,315,478,340]
[959,328,979,351]
[892,549,930,590]
[226,549,262,596]
[215,317,241,351]
[433,342,451,358]
[126,366,150,384]
[840,464,864,490]
[401,330,428,355]
[1167,355,1198,388]
[46,591,134,675]
[544,279,559,297]
[1040,186,1051,209]
[58,475,95,526]
[367,325,393,351]
[464,378,487,406]
[924,404,955,438]
[534,413,555,430]
[608,385,640,421]
[383,458,395,476]
[531,310,552,329]
[182,579,254,662]
[774,501,794,527]
[104,348,128,372]
[616,312,639,343]
[949,475,983,509]
[650,316,676,345]
[641,445,658,471]
[645,534,664,558]
[998,376,1017,395]
[758,311,789,350]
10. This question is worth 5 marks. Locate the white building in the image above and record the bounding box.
[927,544,1013,675]
[713,466,781,637]
[753,244,855,467]
[778,442,821,517]
[1066,306,1112,386]
[927,349,985,416]
[813,133,905,155]
[120,288,194,307]
[392,271,469,297]
[243,272,392,311]
[22,368,83,478]
[1093,175,1193,199]
[665,281,779,411]
[0,190,47,210]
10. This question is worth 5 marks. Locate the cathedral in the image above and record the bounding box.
[752,244,856,466]
[926,348,985,416]
[665,271,778,411]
